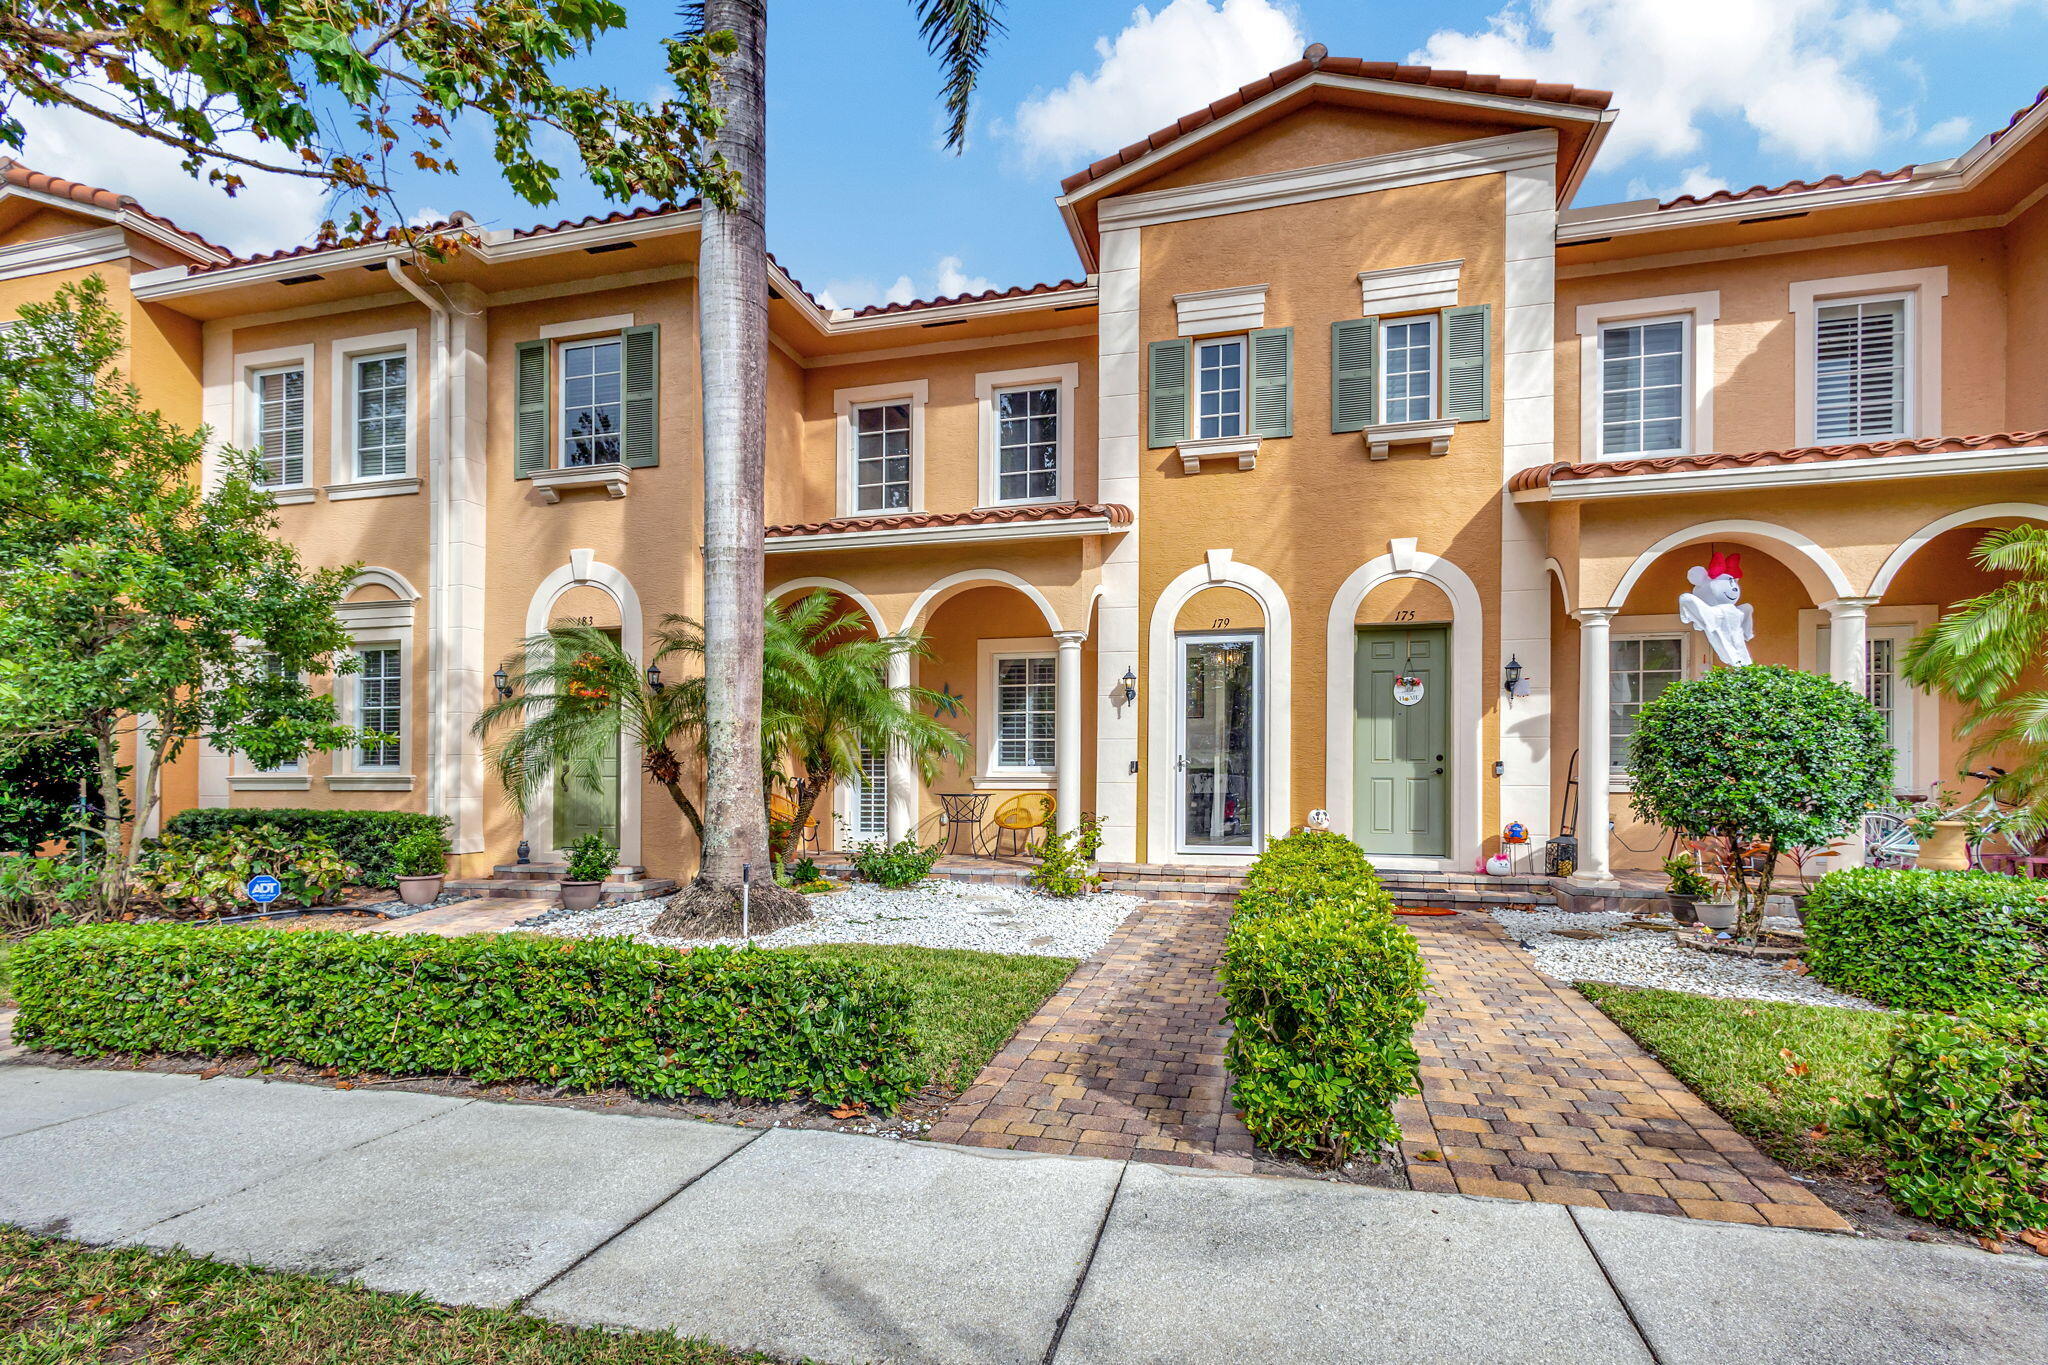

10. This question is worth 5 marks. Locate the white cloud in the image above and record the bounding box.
[1008,0,1305,167]
[1414,0,1903,168]
[1625,165,1731,202]
[1921,114,1974,147]
[818,255,997,311]
[7,96,329,254]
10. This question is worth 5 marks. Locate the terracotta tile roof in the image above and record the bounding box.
[1990,84,2048,146]
[0,158,226,257]
[846,278,1091,319]
[1658,166,1914,212]
[1059,57,1613,196]
[766,502,1134,538]
[1509,429,2048,492]
[189,201,699,273]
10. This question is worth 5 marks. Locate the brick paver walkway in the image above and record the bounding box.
[1395,915,1849,1230]
[926,897,1257,1171]
[355,898,535,937]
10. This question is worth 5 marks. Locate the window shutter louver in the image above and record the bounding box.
[621,324,660,468]
[1441,304,1491,422]
[1815,299,1904,441]
[515,339,550,477]
[1147,338,1191,448]
[1331,318,1378,432]
[1248,326,1293,438]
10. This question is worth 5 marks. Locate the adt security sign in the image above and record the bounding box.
[245,874,283,905]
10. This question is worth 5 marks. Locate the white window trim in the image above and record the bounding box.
[235,343,315,498]
[1378,312,1440,425]
[229,650,311,788]
[329,577,419,790]
[1192,333,1250,442]
[1357,258,1461,315]
[1606,617,1702,790]
[556,333,627,471]
[1174,283,1267,336]
[976,636,1058,782]
[1791,267,1946,446]
[834,379,928,517]
[326,328,420,496]
[538,312,634,341]
[1798,604,1938,795]
[975,363,1078,507]
[1574,292,1718,462]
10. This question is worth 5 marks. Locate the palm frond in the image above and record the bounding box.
[912,0,1007,152]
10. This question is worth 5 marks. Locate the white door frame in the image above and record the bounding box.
[1173,629,1265,858]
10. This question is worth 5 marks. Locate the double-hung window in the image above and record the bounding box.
[993,385,1060,503]
[992,654,1056,772]
[1196,336,1245,439]
[561,338,623,466]
[254,366,307,486]
[853,400,913,511]
[1814,296,1906,441]
[1599,318,1688,456]
[351,352,408,479]
[1609,635,1687,773]
[356,646,403,769]
[1381,315,1437,423]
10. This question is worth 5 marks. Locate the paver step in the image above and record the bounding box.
[488,862,649,882]
[444,876,674,903]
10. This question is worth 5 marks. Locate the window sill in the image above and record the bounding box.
[229,774,310,791]
[262,487,317,506]
[327,773,414,792]
[325,476,421,501]
[532,463,631,503]
[1175,435,1260,475]
[1362,419,1454,460]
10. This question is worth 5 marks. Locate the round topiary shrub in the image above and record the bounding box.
[1803,866,2048,1009]
[1627,664,1892,939]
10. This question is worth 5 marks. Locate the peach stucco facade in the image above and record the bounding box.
[12,57,2048,884]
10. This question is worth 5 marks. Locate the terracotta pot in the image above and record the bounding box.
[395,875,444,907]
[1694,900,1739,930]
[1918,819,1971,871]
[558,880,604,912]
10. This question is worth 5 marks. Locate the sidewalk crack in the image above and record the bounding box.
[1567,1205,1665,1365]
[1039,1159,1128,1365]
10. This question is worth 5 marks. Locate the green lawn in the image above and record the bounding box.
[1578,984,1898,1172]
[0,1227,778,1364]
[783,943,1075,1091]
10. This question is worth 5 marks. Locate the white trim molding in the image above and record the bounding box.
[1604,519,1856,609]
[234,342,316,493]
[975,636,1059,783]
[532,462,631,502]
[1176,433,1260,475]
[329,569,420,790]
[1146,552,1292,865]
[833,379,928,518]
[902,568,1064,635]
[1868,501,2048,597]
[974,362,1079,507]
[326,327,421,494]
[0,226,130,282]
[1791,267,1947,445]
[1174,283,1268,336]
[1574,291,1719,461]
[1325,546,1486,871]
[768,577,891,635]
[1519,445,2048,502]
[537,312,634,340]
[1094,224,1143,862]
[1357,259,1462,315]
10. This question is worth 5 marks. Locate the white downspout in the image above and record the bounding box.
[386,259,452,838]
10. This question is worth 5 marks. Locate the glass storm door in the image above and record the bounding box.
[1175,633,1261,854]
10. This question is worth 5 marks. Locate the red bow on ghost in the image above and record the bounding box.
[1706,551,1743,580]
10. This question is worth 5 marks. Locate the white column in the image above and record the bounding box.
[1054,630,1087,835]
[885,651,916,841]
[1093,225,1143,862]
[1824,596,1880,869]
[1575,608,1618,884]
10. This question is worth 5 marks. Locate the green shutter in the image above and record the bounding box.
[621,324,660,468]
[515,339,549,477]
[1248,326,1293,438]
[1331,318,1377,432]
[1442,304,1491,422]
[1147,338,1191,448]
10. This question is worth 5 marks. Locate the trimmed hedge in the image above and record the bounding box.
[1219,829,1427,1161]
[1803,867,2048,1010]
[1845,1004,2048,1238]
[12,924,921,1107]
[159,809,448,888]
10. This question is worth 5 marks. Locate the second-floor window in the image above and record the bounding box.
[1381,315,1437,423]
[356,646,403,769]
[561,338,623,466]
[994,385,1060,503]
[1815,296,1905,442]
[1196,336,1245,438]
[854,400,913,511]
[352,353,408,479]
[254,366,306,486]
[1599,318,1687,457]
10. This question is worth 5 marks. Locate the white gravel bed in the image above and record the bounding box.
[529,879,1141,958]
[1490,907,1886,1011]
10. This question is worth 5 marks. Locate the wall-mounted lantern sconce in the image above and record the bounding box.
[1503,655,1530,699]
[1119,667,1137,706]
[646,663,665,693]
[493,666,512,699]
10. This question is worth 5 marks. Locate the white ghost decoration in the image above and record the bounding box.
[1678,551,1755,666]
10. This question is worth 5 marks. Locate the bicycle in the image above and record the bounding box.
[1863,769,2028,870]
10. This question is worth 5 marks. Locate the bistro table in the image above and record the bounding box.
[934,791,992,856]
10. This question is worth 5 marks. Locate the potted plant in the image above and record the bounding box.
[559,833,616,911]
[390,828,452,906]
[1692,867,1740,931]
[1661,853,1713,923]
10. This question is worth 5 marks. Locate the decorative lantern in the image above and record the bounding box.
[493,666,512,699]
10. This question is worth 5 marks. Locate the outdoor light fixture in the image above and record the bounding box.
[493,666,512,699]
[646,662,665,693]
[1119,667,1137,705]
[1503,655,1527,698]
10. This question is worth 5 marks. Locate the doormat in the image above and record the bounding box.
[1394,906,1458,916]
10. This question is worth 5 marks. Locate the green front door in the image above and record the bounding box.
[553,721,621,852]
[1354,626,1449,857]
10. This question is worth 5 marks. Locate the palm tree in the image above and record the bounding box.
[675,0,1006,933]
[1902,523,2048,826]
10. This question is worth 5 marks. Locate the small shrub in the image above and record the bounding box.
[159,809,447,888]
[133,824,354,916]
[0,854,99,933]
[563,833,616,883]
[13,923,922,1108]
[1803,867,2048,1009]
[1844,1005,2048,1239]
[389,829,450,880]
[1662,854,1714,899]
[0,735,101,855]
[1029,811,1103,899]
[1219,829,1426,1162]
[789,856,822,884]
[849,836,942,889]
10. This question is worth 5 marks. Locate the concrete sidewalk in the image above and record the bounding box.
[1,1064,2041,1365]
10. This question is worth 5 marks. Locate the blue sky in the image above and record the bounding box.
[18,2,2048,305]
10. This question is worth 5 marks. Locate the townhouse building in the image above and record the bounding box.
[6,53,2047,887]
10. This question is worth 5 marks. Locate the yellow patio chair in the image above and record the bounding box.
[991,792,1055,858]
[768,793,819,850]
